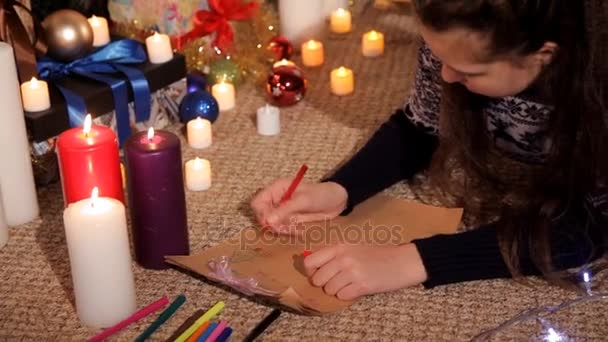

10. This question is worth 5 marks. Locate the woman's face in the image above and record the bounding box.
[419,24,555,98]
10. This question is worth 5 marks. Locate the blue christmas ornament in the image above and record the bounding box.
[179,90,219,123]
[186,71,208,93]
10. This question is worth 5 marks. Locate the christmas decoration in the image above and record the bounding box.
[265,64,307,106]
[179,90,220,123]
[187,71,209,93]
[208,58,242,85]
[42,9,94,62]
[267,35,294,61]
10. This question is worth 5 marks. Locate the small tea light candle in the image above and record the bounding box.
[330,8,352,34]
[273,59,296,68]
[362,30,384,57]
[211,81,235,112]
[20,77,50,112]
[330,66,354,96]
[145,32,173,64]
[88,15,110,47]
[301,40,324,67]
[256,104,280,136]
[185,157,211,191]
[187,117,212,149]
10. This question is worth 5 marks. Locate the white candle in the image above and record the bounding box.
[301,40,324,67]
[0,186,7,249]
[279,0,325,47]
[362,30,385,57]
[20,77,51,112]
[330,66,354,96]
[211,81,235,112]
[145,32,174,64]
[257,104,280,136]
[0,43,39,226]
[63,187,136,328]
[330,8,352,34]
[185,157,211,191]
[187,117,212,149]
[88,15,110,47]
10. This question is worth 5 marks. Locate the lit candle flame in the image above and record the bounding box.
[90,15,99,25]
[152,32,160,41]
[83,114,92,135]
[336,8,347,16]
[89,186,99,208]
[307,40,319,49]
[194,157,203,168]
[147,127,155,140]
[29,77,39,89]
[368,30,379,40]
[337,67,349,77]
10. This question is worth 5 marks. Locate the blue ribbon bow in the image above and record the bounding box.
[38,39,151,146]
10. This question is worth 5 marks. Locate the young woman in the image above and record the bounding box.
[252,0,608,300]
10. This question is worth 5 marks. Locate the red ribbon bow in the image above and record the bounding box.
[186,0,259,51]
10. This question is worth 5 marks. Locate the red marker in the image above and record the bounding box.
[279,164,309,205]
[302,250,312,257]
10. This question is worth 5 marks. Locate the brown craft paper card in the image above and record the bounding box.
[167,196,463,315]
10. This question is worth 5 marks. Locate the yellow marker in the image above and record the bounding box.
[174,301,225,342]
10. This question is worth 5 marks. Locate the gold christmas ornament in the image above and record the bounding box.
[42,9,94,62]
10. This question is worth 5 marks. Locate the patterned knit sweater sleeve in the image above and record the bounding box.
[325,44,607,287]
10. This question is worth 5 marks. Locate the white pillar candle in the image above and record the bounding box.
[187,117,212,149]
[256,104,280,136]
[0,186,7,249]
[63,187,136,328]
[88,15,111,47]
[362,30,385,57]
[211,81,235,112]
[301,40,324,67]
[185,157,211,191]
[330,8,352,34]
[0,43,39,226]
[20,77,51,112]
[330,66,354,96]
[279,0,325,47]
[145,32,174,64]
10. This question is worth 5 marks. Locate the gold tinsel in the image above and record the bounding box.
[112,0,279,85]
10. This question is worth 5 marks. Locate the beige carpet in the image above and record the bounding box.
[2,5,607,342]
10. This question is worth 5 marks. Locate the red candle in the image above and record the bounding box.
[57,115,124,205]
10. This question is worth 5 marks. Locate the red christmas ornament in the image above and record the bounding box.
[267,35,294,61]
[266,64,307,106]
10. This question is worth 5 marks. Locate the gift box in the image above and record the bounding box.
[25,51,186,143]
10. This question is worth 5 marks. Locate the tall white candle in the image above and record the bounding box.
[279,0,325,47]
[88,15,111,47]
[185,158,211,191]
[211,81,236,112]
[63,187,136,328]
[0,42,39,226]
[145,32,174,64]
[0,186,7,249]
[256,104,281,136]
[187,117,212,149]
[20,77,51,112]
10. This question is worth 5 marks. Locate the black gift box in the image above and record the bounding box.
[25,53,187,142]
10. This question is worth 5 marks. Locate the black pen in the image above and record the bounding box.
[243,309,282,341]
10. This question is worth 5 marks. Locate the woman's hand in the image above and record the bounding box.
[303,243,428,300]
[251,180,348,234]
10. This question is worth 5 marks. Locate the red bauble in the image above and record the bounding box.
[267,35,294,61]
[266,65,308,106]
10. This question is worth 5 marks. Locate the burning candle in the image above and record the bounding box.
[362,30,384,57]
[145,32,174,64]
[184,157,211,191]
[330,8,352,34]
[187,117,212,149]
[63,187,137,328]
[57,114,124,205]
[330,66,354,96]
[125,128,189,269]
[256,104,280,136]
[20,77,51,112]
[88,15,110,47]
[211,81,236,112]
[0,43,39,226]
[301,40,324,67]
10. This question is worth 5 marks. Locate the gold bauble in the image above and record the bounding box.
[42,9,94,62]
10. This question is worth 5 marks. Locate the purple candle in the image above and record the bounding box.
[125,128,189,269]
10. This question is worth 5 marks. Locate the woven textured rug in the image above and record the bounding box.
[1,5,607,341]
